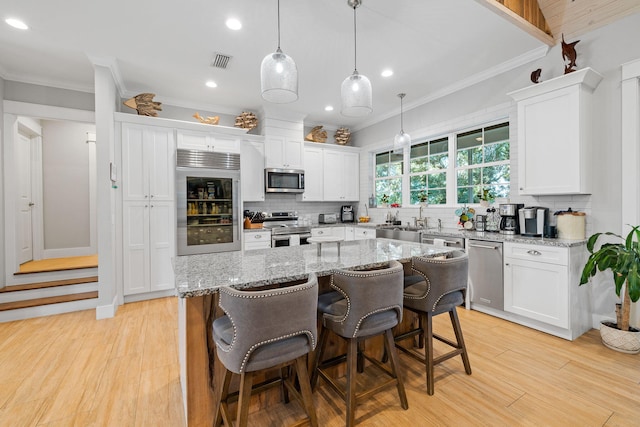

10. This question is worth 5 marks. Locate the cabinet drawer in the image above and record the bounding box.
[504,243,568,265]
[245,231,270,241]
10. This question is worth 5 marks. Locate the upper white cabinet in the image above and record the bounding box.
[508,68,602,195]
[241,138,266,202]
[177,129,240,153]
[264,137,303,169]
[300,146,324,201]
[323,148,359,201]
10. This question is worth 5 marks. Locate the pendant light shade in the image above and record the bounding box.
[393,93,411,153]
[341,0,372,117]
[261,0,298,103]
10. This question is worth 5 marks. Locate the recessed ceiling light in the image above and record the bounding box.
[5,18,28,30]
[324,105,334,112]
[225,18,242,30]
[381,69,394,77]
[205,81,218,88]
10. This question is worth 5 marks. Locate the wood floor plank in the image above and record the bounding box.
[17,255,98,274]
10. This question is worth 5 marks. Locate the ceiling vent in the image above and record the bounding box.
[211,53,232,69]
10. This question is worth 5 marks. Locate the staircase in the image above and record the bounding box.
[0,274,99,323]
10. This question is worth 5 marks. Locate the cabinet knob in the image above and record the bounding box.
[505,263,510,266]
[255,235,262,239]
[527,250,542,256]
[519,187,523,190]
[144,195,148,198]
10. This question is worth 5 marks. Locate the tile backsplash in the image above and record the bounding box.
[243,194,359,224]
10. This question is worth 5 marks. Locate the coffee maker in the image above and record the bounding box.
[518,206,549,237]
[499,203,524,235]
[340,205,355,223]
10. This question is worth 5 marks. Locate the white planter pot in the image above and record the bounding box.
[600,321,640,354]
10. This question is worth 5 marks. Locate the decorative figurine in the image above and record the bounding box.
[530,68,542,84]
[234,111,258,130]
[305,125,328,143]
[123,93,162,117]
[193,112,220,125]
[561,33,580,74]
[334,127,351,145]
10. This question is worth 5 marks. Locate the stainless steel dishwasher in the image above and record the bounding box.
[468,240,503,310]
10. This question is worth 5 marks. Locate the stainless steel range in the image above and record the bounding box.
[262,212,312,247]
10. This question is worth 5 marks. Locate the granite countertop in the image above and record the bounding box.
[175,238,454,298]
[415,228,586,247]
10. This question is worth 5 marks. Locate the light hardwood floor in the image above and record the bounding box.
[1,297,639,426]
[17,255,98,274]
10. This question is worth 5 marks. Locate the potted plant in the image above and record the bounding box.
[580,225,640,353]
[418,191,428,206]
[380,194,390,208]
[477,188,494,207]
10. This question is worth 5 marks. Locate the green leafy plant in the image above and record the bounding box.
[418,191,428,203]
[380,194,390,204]
[477,188,494,202]
[580,225,640,331]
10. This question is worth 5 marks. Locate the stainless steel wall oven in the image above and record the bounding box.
[176,149,241,255]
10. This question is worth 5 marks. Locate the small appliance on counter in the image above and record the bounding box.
[318,213,338,224]
[499,203,524,235]
[555,208,586,240]
[518,206,549,237]
[341,205,355,222]
[475,214,486,232]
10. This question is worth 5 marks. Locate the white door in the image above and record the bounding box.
[18,133,34,264]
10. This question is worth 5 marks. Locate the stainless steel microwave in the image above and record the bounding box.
[265,168,305,193]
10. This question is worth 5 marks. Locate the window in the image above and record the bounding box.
[375,151,403,205]
[456,122,510,204]
[409,137,448,205]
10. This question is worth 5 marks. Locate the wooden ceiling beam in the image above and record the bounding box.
[474,0,555,46]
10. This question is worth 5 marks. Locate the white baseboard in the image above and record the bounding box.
[96,294,119,319]
[0,297,98,323]
[124,289,177,304]
[43,246,96,258]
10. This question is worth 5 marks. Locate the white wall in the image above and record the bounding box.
[0,77,5,288]
[3,81,95,111]
[41,120,95,251]
[353,13,640,327]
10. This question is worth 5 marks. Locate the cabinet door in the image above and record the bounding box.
[301,146,323,201]
[283,139,303,169]
[344,226,355,241]
[149,201,175,291]
[122,124,148,201]
[241,140,265,202]
[343,151,359,201]
[176,129,211,151]
[244,231,271,250]
[354,228,376,240]
[504,257,569,328]
[148,127,175,201]
[323,150,343,201]
[517,87,582,195]
[123,201,150,295]
[264,137,285,168]
[212,136,240,154]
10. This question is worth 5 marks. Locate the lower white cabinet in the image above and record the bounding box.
[345,226,376,241]
[244,230,271,251]
[311,227,345,239]
[503,242,590,339]
[123,201,175,295]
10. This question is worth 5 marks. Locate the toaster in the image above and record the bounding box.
[318,213,337,224]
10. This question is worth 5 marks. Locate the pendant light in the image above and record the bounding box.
[393,93,411,153]
[261,0,298,103]
[341,0,372,117]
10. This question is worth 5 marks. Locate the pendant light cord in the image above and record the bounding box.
[400,96,404,132]
[277,0,281,49]
[353,5,358,72]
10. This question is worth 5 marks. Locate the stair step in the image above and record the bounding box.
[0,291,98,312]
[0,276,99,293]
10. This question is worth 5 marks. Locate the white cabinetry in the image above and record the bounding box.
[503,242,590,340]
[244,230,271,251]
[241,138,265,202]
[508,68,602,195]
[311,226,345,240]
[264,137,303,169]
[177,129,240,153]
[323,149,359,201]
[121,123,176,295]
[300,146,324,201]
[345,226,376,241]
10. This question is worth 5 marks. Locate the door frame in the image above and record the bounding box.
[3,101,95,284]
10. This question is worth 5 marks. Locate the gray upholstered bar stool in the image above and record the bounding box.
[212,274,319,427]
[310,260,408,427]
[394,250,472,395]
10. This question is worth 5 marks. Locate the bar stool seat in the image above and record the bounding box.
[213,275,319,427]
[395,251,472,395]
[311,261,408,427]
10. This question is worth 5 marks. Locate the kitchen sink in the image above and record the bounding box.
[375,227,422,242]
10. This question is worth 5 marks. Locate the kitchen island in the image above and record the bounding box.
[175,238,453,426]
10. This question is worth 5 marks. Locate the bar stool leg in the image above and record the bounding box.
[214,368,232,427]
[310,326,328,391]
[425,312,435,396]
[384,329,408,409]
[346,338,358,427]
[295,356,319,427]
[236,371,254,427]
[450,309,472,375]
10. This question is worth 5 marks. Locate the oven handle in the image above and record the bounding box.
[272,235,291,241]
[299,233,312,239]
